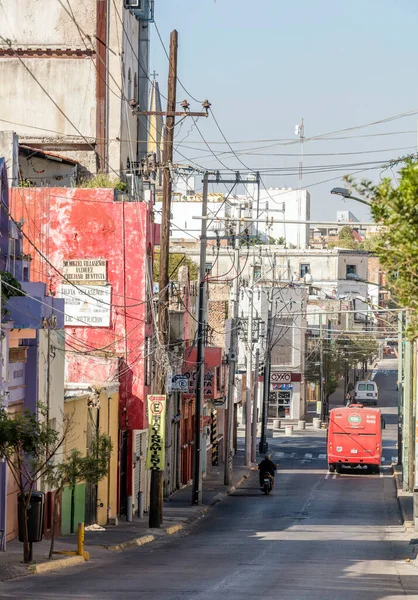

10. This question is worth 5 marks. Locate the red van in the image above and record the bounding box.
[327,404,384,474]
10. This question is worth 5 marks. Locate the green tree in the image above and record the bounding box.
[328,225,359,250]
[154,251,199,282]
[344,161,418,336]
[46,433,112,558]
[0,405,70,563]
[305,335,379,399]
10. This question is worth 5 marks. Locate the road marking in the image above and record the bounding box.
[304,453,313,459]
[325,472,330,480]
[380,470,384,478]
[392,456,398,464]
[318,454,327,460]
[332,474,337,480]
[381,457,386,462]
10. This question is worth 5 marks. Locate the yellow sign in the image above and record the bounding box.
[146,395,166,471]
[316,401,322,414]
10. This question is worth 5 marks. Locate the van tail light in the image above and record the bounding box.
[329,442,332,451]
[376,444,380,451]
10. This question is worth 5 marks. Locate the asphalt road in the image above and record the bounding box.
[2,357,417,599]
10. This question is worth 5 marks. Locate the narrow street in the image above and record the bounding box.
[1,358,416,600]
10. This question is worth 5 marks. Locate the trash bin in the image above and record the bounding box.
[18,491,44,543]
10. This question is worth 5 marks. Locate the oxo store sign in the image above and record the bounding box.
[270,372,292,384]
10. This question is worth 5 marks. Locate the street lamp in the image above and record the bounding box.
[331,187,371,207]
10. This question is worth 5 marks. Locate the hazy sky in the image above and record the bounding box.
[150,0,418,221]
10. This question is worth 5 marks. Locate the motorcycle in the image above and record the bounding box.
[261,472,273,495]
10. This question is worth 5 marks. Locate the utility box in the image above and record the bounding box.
[18,491,45,543]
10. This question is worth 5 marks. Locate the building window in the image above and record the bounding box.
[346,264,357,277]
[300,263,310,278]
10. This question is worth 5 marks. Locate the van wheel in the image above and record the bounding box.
[328,465,335,473]
[336,464,342,474]
[374,466,380,475]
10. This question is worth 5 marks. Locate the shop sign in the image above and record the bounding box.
[58,284,111,327]
[270,372,291,384]
[63,258,107,285]
[145,395,167,471]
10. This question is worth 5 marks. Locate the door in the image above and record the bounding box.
[85,410,98,526]
[119,431,129,517]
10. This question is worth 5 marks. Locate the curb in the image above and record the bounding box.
[29,555,85,574]
[105,534,155,552]
[392,464,414,529]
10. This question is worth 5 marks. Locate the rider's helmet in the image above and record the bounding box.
[265,453,272,460]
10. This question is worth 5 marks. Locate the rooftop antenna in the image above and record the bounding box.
[295,119,305,249]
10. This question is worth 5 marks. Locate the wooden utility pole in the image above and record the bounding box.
[192,173,208,505]
[149,30,178,529]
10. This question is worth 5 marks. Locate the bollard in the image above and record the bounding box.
[298,420,306,430]
[127,496,133,522]
[284,425,293,437]
[137,491,144,519]
[313,418,321,430]
[77,522,84,556]
[273,419,281,429]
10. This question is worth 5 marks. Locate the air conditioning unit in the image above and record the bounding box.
[124,0,142,8]
[123,0,154,21]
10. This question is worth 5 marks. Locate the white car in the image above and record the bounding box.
[354,380,378,406]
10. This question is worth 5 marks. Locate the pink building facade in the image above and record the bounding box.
[10,187,154,515]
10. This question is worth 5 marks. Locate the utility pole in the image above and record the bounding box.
[319,313,324,421]
[403,313,414,491]
[224,204,241,486]
[259,293,272,455]
[245,263,255,466]
[149,30,178,529]
[192,172,208,505]
[398,312,403,466]
[251,348,260,462]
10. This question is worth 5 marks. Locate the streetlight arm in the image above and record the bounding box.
[331,187,371,207]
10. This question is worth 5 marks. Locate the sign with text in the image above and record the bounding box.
[63,259,107,285]
[270,372,291,384]
[182,367,215,399]
[169,375,189,393]
[58,284,111,327]
[145,395,166,471]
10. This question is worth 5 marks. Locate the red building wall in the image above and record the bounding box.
[10,187,153,432]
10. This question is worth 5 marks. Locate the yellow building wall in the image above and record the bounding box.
[64,386,119,527]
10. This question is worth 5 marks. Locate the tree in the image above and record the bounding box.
[305,334,379,400]
[153,251,199,282]
[0,405,71,562]
[328,226,359,250]
[344,161,418,336]
[46,433,112,559]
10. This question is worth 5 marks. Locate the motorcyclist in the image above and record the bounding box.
[258,453,277,488]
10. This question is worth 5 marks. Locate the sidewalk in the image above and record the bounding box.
[0,457,252,581]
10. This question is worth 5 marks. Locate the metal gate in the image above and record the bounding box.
[133,431,143,513]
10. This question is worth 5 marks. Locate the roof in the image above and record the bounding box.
[19,144,78,166]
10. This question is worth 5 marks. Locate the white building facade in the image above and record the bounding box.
[0,0,151,179]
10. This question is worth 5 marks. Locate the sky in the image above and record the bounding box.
[150,0,418,222]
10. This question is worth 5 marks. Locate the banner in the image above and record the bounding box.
[145,395,166,471]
